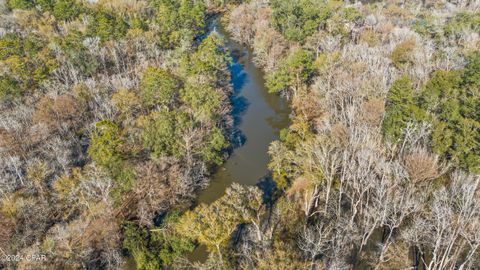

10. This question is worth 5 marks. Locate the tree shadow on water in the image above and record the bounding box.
[256,172,278,206]
[228,51,249,149]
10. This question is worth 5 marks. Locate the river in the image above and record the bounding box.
[123,16,290,268]
[186,17,291,262]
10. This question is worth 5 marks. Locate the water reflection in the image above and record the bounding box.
[194,25,290,205]
[188,18,291,263]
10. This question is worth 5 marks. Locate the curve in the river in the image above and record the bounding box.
[188,18,291,262]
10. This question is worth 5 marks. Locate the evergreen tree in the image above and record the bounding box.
[123,213,195,270]
[52,0,82,21]
[266,49,315,96]
[87,10,128,42]
[88,120,124,169]
[270,0,332,43]
[187,35,230,84]
[382,76,425,141]
[419,54,480,173]
[141,110,193,158]
[140,67,179,108]
[180,82,222,122]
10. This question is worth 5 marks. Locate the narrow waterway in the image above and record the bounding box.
[187,18,291,262]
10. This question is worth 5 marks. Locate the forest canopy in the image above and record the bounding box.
[1,0,479,270]
[0,0,235,269]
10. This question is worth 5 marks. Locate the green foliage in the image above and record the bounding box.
[0,33,46,60]
[266,67,293,94]
[270,0,332,43]
[0,33,23,61]
[123,213,194,269]
[154,212,195,264]
[151,0,206,48]
[382,76,425,141]
[88,120,124,169]
[87,10,129,42]
[0,33,54,97]
[444,11,480,38]
[186,35,230,83]
[463,52,480,90]
[269,119,313,190]
[6,0,33,10]
[340,7,363,23]
[384,53,479,172]
[110,166,136,204]
[124,225,161,270]
[52,0,82,21]
[140,67,178,108]
[432,118,479,173]
[111,88,141,118]
[180,82,222,121]
[56,31,99,77]
[203,0,243,9]
[420,70,463,118]
[412,15,437,38]
[0,76,21,102]
[88,121,136,202]
[266,49,315,94]
[23,34,46,56]
[128,15,149,31]
[35,0,54,11]
[279,119,312,148]
[5,0,81,20]
[201,127,228,165]
[418,55,480,173]
[141,110,193,158]
[175,184,263,256]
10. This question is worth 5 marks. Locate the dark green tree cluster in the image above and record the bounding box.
[181,82,222,121]
[86,10,129,42]
[270,0,333,43]
[185,35,231,83]
[421,53,480,173]
[141,110,193,158]
[88,120,125,170]
[266,49,315,96]
[88,120,136,203]
[123,213,195,270]
[140,110,195,161]
[382,75,425,141]
[383,53,480,173]
[150,0,206,48]
[0,32,56,102]
[140,67,179,108]
[138,39,230,164]
[51,0,82,21]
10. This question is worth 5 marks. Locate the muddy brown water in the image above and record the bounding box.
[186,19,291,263]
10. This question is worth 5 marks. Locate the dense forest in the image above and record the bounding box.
[0,0,479,270]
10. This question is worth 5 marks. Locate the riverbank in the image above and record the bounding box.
[187,15,290,263]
